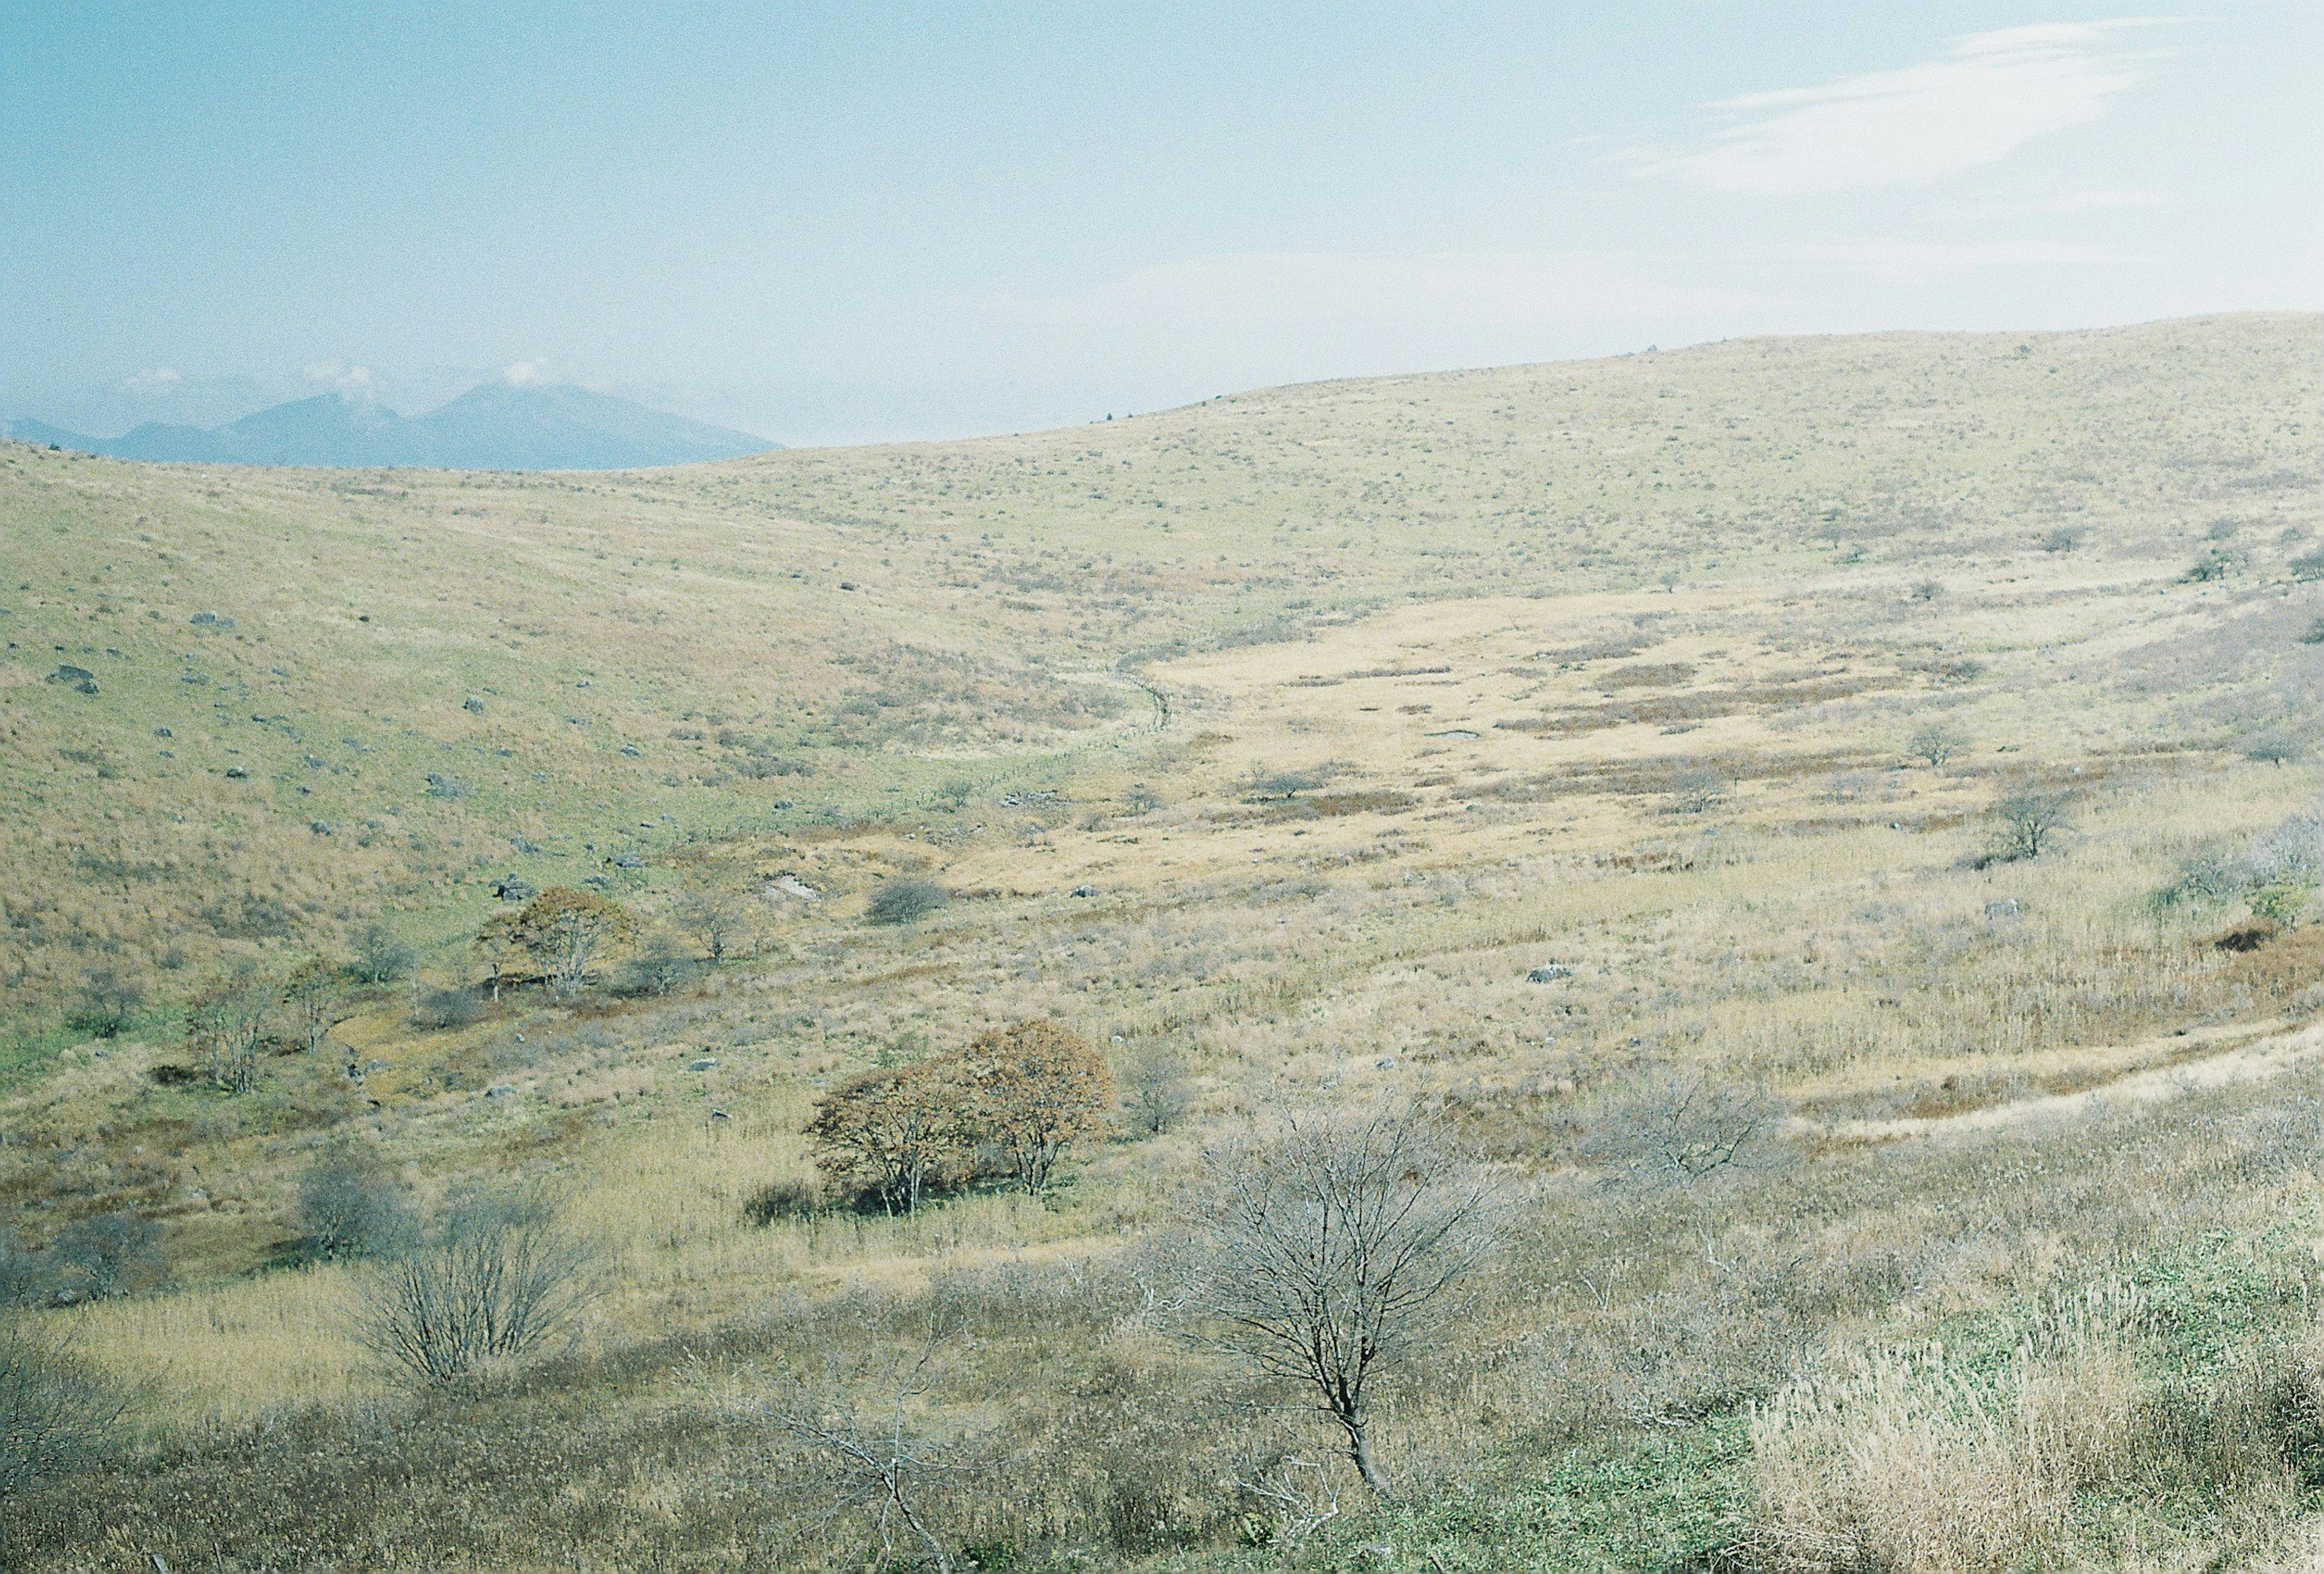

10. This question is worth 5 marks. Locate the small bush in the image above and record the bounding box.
[63,967,143,1039]
[612,932,693,998]
[1668,766,1728,814]
[741,1178,822,1227]
[866,879,950,926]
[356,1183,603,1386]
[2185,547,2237,583]
[2289,553,2324,583]
[411,986,487,1030]
[1907,722,1966,768]
[1584,1070,1784,1186]
[352,923,415,986]
[297,1145,414,1259]
[42,1213,165,1305]
[0,1317,122,1504]
[1124,1044,1193,1136]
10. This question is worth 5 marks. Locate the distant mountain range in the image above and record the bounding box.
[5,382,779,470]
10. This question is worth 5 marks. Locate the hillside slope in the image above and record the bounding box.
[5,312,2324,1572]
[1,314,2313,1018]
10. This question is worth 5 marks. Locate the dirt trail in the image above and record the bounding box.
[1816,1017,2324,1144]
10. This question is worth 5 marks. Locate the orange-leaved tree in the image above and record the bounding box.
[513,887,634,998]
[803,1060,969,1215]
[957,1019,1115,1194]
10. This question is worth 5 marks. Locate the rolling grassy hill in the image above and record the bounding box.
[4,311,2324,1572]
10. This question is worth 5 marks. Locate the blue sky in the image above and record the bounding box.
[2,2,2316,445]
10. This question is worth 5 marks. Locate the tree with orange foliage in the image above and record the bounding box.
[956,1019,1115,1194]
[804,1060,969,1216]
[513,887,634,997]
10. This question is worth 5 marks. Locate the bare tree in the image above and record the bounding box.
[1908,721,1967,769]
[189,966,271,1093]
[762,1366,982,1574]
[351,923,415,986]
[673,880,753,966]
[355,1183,602,1385]
[281,955,352,1053]
[65,966,143,1039]
[0,1317,123,1506]
[1177,1105,1500,1497]
[298,1142,414,1259]
[1991,789,2073,863]
[1584,1070,1784,1187]
[1124,1044,1193,1136]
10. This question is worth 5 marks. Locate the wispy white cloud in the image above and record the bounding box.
[122,367,181,395]
[502,360,552,387]
[1627,20,2176,195]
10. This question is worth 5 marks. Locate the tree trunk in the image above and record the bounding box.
[1342,1415,1391,1498]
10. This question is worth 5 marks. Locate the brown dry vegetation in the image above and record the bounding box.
[4,314,2324,1570]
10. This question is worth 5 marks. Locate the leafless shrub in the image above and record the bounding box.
[866,879,950,926]
[1666,765,1728,814]
[351,922,415,985]
[42,1211,166,1303]
[742,1178,823,1227]
[613,930,694,997]
[0,1317,123,1507]
[1124,1044,1193,1136]
[1172,1104,1501,1496]
[1907,721,1966,768]
[672,878,757,964]
[189,965,272,1092]
[1229,1447,1342,1551]
[410,984,487,1030]
[1988,789,2072,863]
[64,967,143,1039]
[757,1364,985,1574]
[1585,1070,1786,1187]
[297,1143,414,1260]
[355,1183,603,1386]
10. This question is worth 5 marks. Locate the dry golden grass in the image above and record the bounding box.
[4,314,2322,1570]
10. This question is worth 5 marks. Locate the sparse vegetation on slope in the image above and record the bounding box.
[2,315,2322,1570]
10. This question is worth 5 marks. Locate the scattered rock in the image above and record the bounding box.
[46,663,95,692]
[1375,1056,1397,1070]
[484,1084,515,1099]
[689,1057,720,1072]
[1526,964,1574,983]
[607,851,643,869]
[709,1108,730,1121]
[424,772,468,798]
[619,743,642,757]
[1984,897,2023,919]
[490,875,536,902]
[223,766,248,779]
[1070,884,1098,898]
[189,611,234,628]
[463,696,485,712]
[772,874,821,901]
[153,726,172,737]
[310,820,334,835]
[510,835,542,854]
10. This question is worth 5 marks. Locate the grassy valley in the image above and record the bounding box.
[4,312,2324,1571]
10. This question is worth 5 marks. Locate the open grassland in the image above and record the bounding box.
[5,313,2324,1570]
